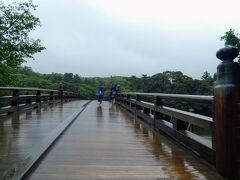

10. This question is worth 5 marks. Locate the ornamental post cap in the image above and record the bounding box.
[216,46,239,61]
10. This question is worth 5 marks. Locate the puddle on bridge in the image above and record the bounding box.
[27,101,224,180]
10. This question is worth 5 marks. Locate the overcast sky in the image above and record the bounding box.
[3,0,240,78]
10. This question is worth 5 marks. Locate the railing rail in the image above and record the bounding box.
[0,86,80,114]
[120,92,213,104]
[0,87,79,95]
[117,45,240,179]
[116,92,215,165]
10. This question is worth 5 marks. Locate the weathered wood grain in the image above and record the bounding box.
[27,101,223,180]
[0,100,89,180]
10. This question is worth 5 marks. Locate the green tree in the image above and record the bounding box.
[16,66,35,76]
[63,73,74,82]
[221,29,240,62]
[0,1,45,86]
[44,72,63,83]
[201,71,213,84]
[73,74,81,84]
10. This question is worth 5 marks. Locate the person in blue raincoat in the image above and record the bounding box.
[109,86,117,103]
[96,86,105,105]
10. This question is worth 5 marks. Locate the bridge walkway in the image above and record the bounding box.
[0,100,89,179]
[26,101,223,180]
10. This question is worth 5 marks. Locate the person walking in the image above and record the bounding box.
[109,86,117,103]
[96,86,105,105]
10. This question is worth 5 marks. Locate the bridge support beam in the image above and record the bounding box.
[215,46,240,179]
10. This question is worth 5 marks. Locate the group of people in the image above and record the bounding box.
[96,85,120,105]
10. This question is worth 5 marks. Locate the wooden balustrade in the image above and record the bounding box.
[0,87,80,114]
[116,93,215,165]
[116,45,240,179]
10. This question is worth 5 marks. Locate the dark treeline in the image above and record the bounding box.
[3,66,215,117]
[127,71,215,117]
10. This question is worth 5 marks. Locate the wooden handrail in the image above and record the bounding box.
[116,93,215,165]
[0,87,58,92]
[117,45,240,179]
[0,86,80,114]
[0,87,78,95]
[119,92,213,104]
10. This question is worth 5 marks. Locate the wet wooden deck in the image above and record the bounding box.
[0,100,89,179]
[26,101,223,180]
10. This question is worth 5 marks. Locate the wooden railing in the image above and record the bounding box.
[0,87,80,114]
[116,93,215,165]
[116,46,240,179]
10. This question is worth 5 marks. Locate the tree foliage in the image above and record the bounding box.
[221,29,240,62]
[11,66,214,116]
[0,1,45,86]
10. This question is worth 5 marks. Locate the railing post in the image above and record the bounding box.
[58,83,63,102]
[143,107,150,114]
[26,97,32,106]
[154,96,162,129]
[11,89,19,112]
[36,90,41,107]
[126,94,130,106]
[135,95,141,118]
[49,91,54,103]
[136,95,140,101]
[214,46,240,179]
[43,92,48,103]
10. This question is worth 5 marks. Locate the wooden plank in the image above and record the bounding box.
[136,101,154,110]
[0,100,90,180]
[155,120,215,165]
[128,99,136,104]
[121,100,212,130]
[158,119,173,128]
[19,95,37,100]
[118,101,215,165]
[0,96,13,101]
[155,106,213,129]
[136,110,153,126]
[123,104,135,114]
[0,87,58,92]
[27,101,223,180]
[179,130,212,148]
[120,93,213,104]
[0,106,17,114]
[18,102,90,180]
[19,104,36,111]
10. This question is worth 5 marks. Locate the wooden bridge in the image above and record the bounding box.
[0,46,240,179]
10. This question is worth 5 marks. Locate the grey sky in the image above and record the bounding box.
[3,0,240,78]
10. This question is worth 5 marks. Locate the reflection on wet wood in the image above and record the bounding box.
[27,101,223,180]
[117,95,215,165]
[0,101,89,179]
